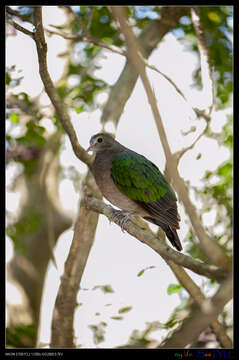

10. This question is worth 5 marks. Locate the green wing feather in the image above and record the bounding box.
[111,151,179,228]
[111,152,176,203]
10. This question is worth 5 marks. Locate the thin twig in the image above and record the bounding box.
[7,19,34,38]
[45,26,189,103]
[6,6,34,24]
[191,7,214,115]
[175,124,208,164]
[32,7,92,168]
[45,27,126,55]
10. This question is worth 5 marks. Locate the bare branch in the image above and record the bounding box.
[45,23,212,126]
[191,7,214,114]
[31,7,92,168]
[111,6,172,156]
[45,25,189,105]
[101,6,189,127]
[44,26,126,55]
[7,18,34,38]
[6,6,34,24]
[174,124,208,164]
[7,8,92,167]
[85,196,228,283]
[111,6,232,273]
[159,274,232,348]
[51,173,101,347]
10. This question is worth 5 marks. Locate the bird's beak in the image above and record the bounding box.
[86,145,93,153]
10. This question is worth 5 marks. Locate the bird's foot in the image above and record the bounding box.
[109,210,136,232]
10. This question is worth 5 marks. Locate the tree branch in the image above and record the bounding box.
[6,6,34,24]
[45,26,189,104]
[169,262,232,348]
[85,196,228,283]
[111,6,232,273]
[7,18,34,38]
[174,123,208,164]
[101,6,189,127]
[32,7,92,168]
[50,172,101,348]
[159,274,232,348]
[45,26,126,55]
[191,7,214,114]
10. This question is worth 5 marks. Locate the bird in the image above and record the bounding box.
[86,133,182,251]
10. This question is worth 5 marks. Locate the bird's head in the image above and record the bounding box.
[86,133,116,153]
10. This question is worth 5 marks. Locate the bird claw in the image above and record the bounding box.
[109,210,135,232]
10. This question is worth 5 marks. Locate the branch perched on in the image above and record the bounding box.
[85,196,228,283]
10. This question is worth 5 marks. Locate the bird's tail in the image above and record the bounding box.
[144,217,183,251]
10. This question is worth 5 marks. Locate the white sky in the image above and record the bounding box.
[6,6,232,348]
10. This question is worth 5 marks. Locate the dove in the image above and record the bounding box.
[87,133,182,251]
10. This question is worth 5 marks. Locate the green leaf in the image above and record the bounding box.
[6,72,11,85]
[92,284,114,293]
[102,285,114,293]
[208,12,220,22]
[10,113,19,123]
[88,322,107,345]
[6,134,12,143]
[137,269,145,277]
[137,265,156,277]
[7,207,42,253]
[118,306,132,314]
[217,161,232,179]
[57,81,68,99]
[16,121,46,147]
[111,316,123,320]
[167,284,182,295]
[196,153,202,160]
[75,105,84,114]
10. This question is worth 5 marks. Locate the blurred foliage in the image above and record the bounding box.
[189,114,233,259]
[127,321,164,347]
[88,322,107,345]
[174,6,232,109]
[92,284,114,293]
[7,207,43,254]
[6,324,37,348]
[163,298,191,331]
[6,5,232,348]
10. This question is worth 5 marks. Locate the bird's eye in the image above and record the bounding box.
[97,137,103,143]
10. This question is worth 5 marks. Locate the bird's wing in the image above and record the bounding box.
[111,151,179,228]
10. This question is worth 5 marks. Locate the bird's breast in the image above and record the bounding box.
[92,153,147,215]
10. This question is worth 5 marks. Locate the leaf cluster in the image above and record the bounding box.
[174,6,232,108]
[6,324,36,348]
